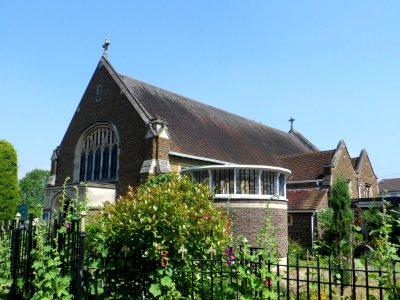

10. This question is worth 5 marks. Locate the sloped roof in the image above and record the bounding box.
[279,150,335,181]
[287,189,328,211]
[118,73,314,165]
[351,157,359,169]
[379,178,400,193]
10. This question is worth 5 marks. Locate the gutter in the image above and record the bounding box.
[168,151,232,165]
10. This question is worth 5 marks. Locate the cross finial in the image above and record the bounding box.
[289,117,295,131]
[102,38,111,59]
[178,245,188,259]
[121,245,130,257]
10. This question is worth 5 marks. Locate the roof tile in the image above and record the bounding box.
[288,189,328,210]
[120,74,314,165]
[279,150,335,181]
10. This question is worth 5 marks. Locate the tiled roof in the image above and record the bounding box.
[351,157,359,169]
[287,189,328,211]
[119,74,314,165]
[279,150,335,181]
[379,178,400,192]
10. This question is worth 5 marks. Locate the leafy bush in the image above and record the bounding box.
[0,225,12,297]
[288,239,306,261]
[0,140,19,220]
[86,173,230,298]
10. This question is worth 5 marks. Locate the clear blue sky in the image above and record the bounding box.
[1,1,399,180]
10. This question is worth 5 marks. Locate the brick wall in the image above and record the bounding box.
[356,157,378,197]
[288,213,314,248]
[55,64,148,197]
[330,146,358,198]
[216,200,288,257]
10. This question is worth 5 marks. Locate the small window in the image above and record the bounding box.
[364,184,372,198]
[288,214,293,226]
[96,85,102,102]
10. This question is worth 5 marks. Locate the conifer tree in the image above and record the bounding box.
[0,140,19,220]
[329,176,354,256]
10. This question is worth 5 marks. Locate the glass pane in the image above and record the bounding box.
[236,170,256,194]
[79,153,86,182]
[110,145,118,179]
[192,170,209,184]
[93,149,101,180]
[279,173,285,196]
[261,171,276,195]
[102,147,109,179]
[86,151,93,181]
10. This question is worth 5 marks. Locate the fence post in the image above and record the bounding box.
[23,214,34,297]
[75,211,87,300]
[10,213,22,298]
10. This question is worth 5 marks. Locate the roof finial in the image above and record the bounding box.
[102,38,111,59]
[289,117,295,131]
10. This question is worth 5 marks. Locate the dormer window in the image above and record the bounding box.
[96,85,102,103]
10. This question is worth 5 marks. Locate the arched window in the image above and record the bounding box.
[77,125,119,182]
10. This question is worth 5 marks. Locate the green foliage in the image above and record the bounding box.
[0,226,12,297]
[318,177,354,257]
[30,218,73,300]
[29,178,85,299]
[224,238,280,299]
[86,173,230,298]
[361,199,384,241]
[288,239,306,261]
[0,140,19,221]
[149,266,183,300]
[19,169,50,217]
[103,173,228,257]
[223,205,281,299]
[365,198,400,299]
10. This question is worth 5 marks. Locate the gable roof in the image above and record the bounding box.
[101,57,315,165]
[279,150,335,181]
[287,189,328,211]
[352,149,377,179]
[379,178,400,193]
[351,157,359,169]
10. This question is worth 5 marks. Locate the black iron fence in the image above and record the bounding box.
[83,254,399,299]
[1,213,84,299]
[1,214,399,299]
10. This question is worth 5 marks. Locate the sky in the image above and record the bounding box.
[0,1,399,180]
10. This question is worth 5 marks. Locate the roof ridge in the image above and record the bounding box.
[279,149,335,159]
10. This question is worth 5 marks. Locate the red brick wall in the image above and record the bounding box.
[216,200,288,257]
[55,64,148,197]
[288,213,314,248]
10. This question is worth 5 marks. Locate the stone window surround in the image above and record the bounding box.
[73,122,120,183]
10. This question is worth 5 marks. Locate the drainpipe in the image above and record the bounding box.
[311,211,316,248]
[155,136,159,174]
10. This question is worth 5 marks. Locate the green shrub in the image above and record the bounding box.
[86,173,230,298]
[0,140,19,221]
[288,239,306,260]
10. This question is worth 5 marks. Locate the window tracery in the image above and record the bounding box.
[78,126,119,182]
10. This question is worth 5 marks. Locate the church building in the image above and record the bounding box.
[45,47,378,255]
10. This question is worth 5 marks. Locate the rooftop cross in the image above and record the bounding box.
[102,38,111,59]
[289,117,295,131]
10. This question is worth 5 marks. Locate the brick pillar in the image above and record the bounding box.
[140,117,171,178]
